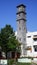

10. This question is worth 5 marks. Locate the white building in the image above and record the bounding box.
[26,31,37,57]
[15,31,37,57]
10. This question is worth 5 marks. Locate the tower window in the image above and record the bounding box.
[19,14,20,16]
[19,27,21,30]
[19,7,22,11]
[19,21,20,24]
[19,38,21,41]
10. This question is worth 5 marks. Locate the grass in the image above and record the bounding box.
[16,62,31,65]
[7,59,37,65]
[7,59,31,65]
[7,59,14,65]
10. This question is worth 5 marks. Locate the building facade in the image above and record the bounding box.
[16,4,27,57]
[15,31,37,57]
[26,31,37,57]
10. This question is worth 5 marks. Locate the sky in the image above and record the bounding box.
[0,0,37,32]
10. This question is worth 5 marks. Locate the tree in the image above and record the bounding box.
[8,34,21,58]
[0,25,21,59]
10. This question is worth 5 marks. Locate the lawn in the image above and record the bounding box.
[8,59,31,65]
[16,62,31,65]
[7,59,37,65]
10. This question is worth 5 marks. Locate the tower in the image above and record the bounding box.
[16,4,27,57]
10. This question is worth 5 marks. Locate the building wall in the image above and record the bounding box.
[26,31,37,57]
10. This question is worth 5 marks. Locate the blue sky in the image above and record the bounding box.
[0,0,37,32]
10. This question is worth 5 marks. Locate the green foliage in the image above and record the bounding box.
[0,24,21,58]
[16,63,31,65]
[0,25,14,52]
[7,59,14,65]
[7,59,31,65]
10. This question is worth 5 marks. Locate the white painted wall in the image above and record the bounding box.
[0,60,7,64]
[26,31,37,57]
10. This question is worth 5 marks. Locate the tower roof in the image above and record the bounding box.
[17,4,26,8]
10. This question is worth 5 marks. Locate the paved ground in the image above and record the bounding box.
[31,60,37,65]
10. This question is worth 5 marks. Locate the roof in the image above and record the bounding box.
[17,4,26,8]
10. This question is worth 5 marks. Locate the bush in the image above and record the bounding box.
[7,59,14,65]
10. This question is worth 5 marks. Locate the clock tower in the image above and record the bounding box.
[16,4,27,57]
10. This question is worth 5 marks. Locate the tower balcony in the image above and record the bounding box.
[16,11,26,21]
[16,18,26,21]
[16,15,26,21]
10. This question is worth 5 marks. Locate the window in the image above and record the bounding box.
[33,38,37,41]
[19,21,20,24]
[17,14,20,18]
[26,46,31,50]
[27,36,31,38]
[33,35,37,41]
[33,45,37,52]
[19,14,20,16]
[34,35,37,37]
[19,38,21,41]
[19,6,23,10]
[19,27,21,30]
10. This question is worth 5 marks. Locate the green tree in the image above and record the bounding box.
[0,25,21,58]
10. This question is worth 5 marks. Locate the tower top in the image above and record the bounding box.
[17,4,26,8]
